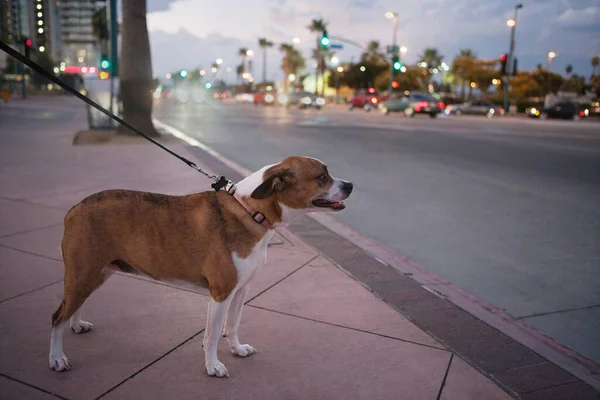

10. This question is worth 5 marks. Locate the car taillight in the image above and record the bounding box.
[221,93,226,99]
[580,111,584,116]
[437,102,445,109]
[213,93,219,98]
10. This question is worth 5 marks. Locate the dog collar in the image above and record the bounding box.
[227,185,273,230]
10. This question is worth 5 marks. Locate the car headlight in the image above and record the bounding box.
[301,97,312,105]
[316,97,325,105]
[584,109,589,116]
[529,107,537,115]
[265,94,274,103]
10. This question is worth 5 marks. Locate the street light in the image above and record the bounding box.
[331,56,339,65]
[547,51,556,70]
[246,49,253,57]
[400,46,407,55]
[503,3,523,113]
[165,73,171,79]
[200,69,206,76]
[336,66,344,73]
[385,10,399,96]
[360,66,366,72]
[216,58,223,65]
[292,36,300,44]
[211,67,218,73]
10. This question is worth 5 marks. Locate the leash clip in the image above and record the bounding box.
[211,176,230,191]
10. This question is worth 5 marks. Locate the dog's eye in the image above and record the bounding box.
[320,175,328,183]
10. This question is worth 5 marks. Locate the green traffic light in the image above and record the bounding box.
[100,59,110,69]
[180,70,188,77]
[205,82,212,89]
[393,61,401,70]
[320,30,329,48]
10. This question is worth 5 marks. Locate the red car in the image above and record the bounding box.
[348,88,387,111]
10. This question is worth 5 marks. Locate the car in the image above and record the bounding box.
[252,91,276,106]
[447,100,504,118]
[378,92,444,118]
[235,93,254,104]
[283,91,325,109]
[528,102,590,120]
[348,89,385,111]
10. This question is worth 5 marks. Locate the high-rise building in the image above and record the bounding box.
[58,0,99,67]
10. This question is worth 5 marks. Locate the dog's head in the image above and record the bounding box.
[238,156,352,226]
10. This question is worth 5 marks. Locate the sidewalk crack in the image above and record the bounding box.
[0,244,62,262]
[0,372,70,400]
[435,353,454,400]
[0,222,64,239]
[517,304,600,320]
[94,329,205,399]
[244,254,319,304]
[0,279,63,305]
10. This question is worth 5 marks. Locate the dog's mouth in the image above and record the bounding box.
[312,198,346,211]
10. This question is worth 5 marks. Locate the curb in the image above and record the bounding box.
[154,118,600,396]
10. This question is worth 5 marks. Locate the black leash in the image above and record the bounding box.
[0,40,231,192]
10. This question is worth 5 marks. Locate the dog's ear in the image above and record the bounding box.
[251,168,297,199]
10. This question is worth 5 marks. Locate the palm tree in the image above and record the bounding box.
[238,48,248,78]
[118,0,159,137]
[591,56,599,76]
[451,49,476,98]
[235,63,244,83]
[418,47,443,84]
[308,18,327,95]
[258,38,274,83]
[565,64,573,76]
[280,43,294,93]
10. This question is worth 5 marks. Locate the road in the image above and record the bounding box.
[154,100,600,364]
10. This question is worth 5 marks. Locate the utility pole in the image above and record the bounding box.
[503,3,523,113]
[385,11,399,98]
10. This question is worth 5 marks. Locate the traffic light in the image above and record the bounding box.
[320,30,330,48]
[100,55,110,71]
[205,82,212,89]
[391,81,399,89]
[180,69,188,78]
[392,55,402,71]
[23,38,32,58]
[99,71,110,80]
[500,54,507,76]
[512,57,518,76]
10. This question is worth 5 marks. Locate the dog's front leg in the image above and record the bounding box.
[223,285,256,357]
[204,296,233,377]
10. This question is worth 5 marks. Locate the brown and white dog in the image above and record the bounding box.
[49,156,352,377]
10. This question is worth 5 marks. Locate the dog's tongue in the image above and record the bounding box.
[330,201,344,210]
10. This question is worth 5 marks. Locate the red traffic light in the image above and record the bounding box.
[500,54,507,61]
[391,81,399,88]
[25,39,32,47]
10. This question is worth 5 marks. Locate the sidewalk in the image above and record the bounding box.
[0,97,518,399]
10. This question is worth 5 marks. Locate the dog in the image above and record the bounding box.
[49,156,353,377]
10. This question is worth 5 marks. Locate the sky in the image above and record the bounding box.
[145,0,600,83]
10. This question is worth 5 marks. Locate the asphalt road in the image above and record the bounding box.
[154,100,600,364]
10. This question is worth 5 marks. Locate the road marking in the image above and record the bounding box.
[152,119,253,176]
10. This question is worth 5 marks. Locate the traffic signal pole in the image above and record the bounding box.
[388,14,398,98]
[107,0,118,116]
[503,4,522,113]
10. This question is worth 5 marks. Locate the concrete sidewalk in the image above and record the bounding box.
[1,97,512,399]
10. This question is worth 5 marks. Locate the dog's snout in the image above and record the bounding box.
[341,181,353,196]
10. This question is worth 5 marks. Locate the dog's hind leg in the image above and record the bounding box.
[70,267,115,334]
[49,248,112,371]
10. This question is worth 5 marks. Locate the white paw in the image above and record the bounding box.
[70,320,93,334]
[231,344,256,357]
[49,354,71,372]
[206,360,230,378]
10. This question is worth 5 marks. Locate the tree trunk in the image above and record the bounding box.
[262,49,267,83]
[117,0,159,137]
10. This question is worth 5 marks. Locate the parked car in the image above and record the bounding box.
[528,102,590,120]
[446,100,504,118]
[378,92,444,118]
[348,89,385,111]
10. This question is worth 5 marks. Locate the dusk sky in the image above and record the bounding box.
[145,0,600,83]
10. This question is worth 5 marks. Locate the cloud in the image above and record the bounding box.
[147,0,600,80]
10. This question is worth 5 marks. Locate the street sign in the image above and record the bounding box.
[386,45,399,54]
[330,43,343,49]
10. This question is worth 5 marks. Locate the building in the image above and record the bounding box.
[1,0,102,71]
[58,0,100,68]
